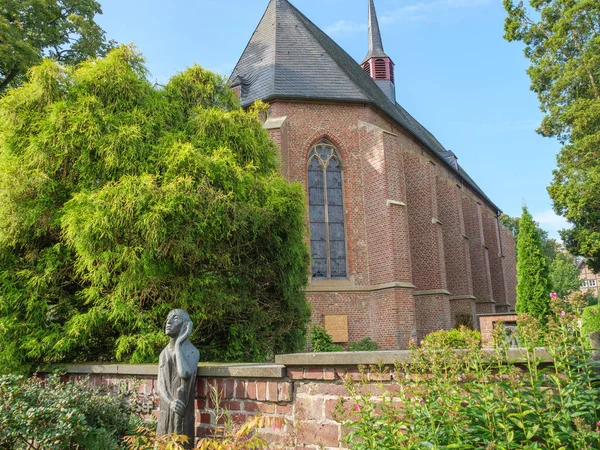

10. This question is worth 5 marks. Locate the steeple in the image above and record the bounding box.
[361,0,396,103]
[364,0,387,61]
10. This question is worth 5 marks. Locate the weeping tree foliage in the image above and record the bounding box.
[516,206,552,319]
[503,0,600,272]
[0,46,310,373]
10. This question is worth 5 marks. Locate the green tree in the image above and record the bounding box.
[503,0,600,272]
[0,46,311,373]
[550,252,582,299]
[516,206,552,319]
[500,213,560,264]
[0,0,114,92]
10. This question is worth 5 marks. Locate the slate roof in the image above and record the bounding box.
[229,0,501,213]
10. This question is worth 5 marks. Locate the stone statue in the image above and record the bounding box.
[157,309,200,448]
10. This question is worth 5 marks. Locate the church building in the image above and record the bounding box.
[229,0,517,349]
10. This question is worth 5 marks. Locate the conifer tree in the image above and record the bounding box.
[0,46,310,373]
[516,206,552,319]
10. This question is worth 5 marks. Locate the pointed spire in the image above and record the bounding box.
[364,0,388,63]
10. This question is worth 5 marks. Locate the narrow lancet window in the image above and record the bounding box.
[308,142,347,279]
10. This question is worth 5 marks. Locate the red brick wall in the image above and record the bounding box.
[266,99,513,347]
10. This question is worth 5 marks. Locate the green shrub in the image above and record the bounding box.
[0,373,137,449]
[453,313,474,329]
[336,297,600,449]
[348,338,379,352]
[310,325,343,352]
[582,305,600,337]
[421,326,481,349]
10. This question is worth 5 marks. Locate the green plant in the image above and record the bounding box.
[582,305,600,338]
[516,205,552,319]
[453,312,474,330]
[348,338,379,352]
[421,326,481,349]
[0,45,311,372]
[310,325,343,352]
[337,296,600,449]
[0,373,137,449]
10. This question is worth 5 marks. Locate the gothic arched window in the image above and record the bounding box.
[308,141,347,279]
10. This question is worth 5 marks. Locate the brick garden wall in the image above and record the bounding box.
[53,349,550,449]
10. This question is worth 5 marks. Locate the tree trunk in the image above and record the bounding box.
[0,67,20,93]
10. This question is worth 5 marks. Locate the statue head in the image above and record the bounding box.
[165,309,192,339]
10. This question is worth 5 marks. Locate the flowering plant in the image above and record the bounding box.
[336,296,600,449]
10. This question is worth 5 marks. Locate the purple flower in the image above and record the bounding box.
[419,398,424,404]
[550,292,558,299]
[354,404,360,412]
[560,311,566,317]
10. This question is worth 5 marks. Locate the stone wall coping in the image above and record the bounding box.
[52,363,286,378]
[477,313,519,318]
[47,349,552,377]
[275,348,552,366]
[275,350,412,366]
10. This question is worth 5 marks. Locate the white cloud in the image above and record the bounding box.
[324,20,367,36]
[533,209,571,242]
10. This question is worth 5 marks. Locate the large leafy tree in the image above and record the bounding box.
[503,0,600,272]
[549,252,582,299]
[516,207,552,319]
[0,0,114,92]
[0,46,310,373]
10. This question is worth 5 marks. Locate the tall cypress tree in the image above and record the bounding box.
[516,206,552,319]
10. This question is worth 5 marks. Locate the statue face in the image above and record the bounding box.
[165,311,184,338]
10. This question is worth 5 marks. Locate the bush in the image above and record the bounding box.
[421,326,481,349]
[0,47,310,372]
[337,296,600,449]
[582,305,600,337]
[310,325,343,352]
[348,338,379,352]
[0,373,137,449]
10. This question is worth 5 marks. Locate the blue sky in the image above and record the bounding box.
[95,0,569,240]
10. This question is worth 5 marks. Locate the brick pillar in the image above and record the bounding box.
[438,177,477,328]
[405,153,451,340]
[462,195,495,315]
[501,226,517,310]
[484,211,509,313]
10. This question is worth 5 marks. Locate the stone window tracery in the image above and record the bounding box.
[307,141,348,279]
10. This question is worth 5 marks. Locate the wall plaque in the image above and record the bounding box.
[323,315,349,343]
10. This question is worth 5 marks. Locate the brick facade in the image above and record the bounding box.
[264,100,516,345]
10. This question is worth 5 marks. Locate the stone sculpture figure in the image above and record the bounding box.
[157,309,200,448]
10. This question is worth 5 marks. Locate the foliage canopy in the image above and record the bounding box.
[0,46,310,373]
[516,206,552,319]
[504,0,600,272]
[0,0,114,93]
[549,252,581,299]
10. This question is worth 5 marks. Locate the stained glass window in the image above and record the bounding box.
[308,142,347,279]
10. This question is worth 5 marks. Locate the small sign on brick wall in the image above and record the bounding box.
[323,315,348,343]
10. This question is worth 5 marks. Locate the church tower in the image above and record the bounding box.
[361,0,396,103]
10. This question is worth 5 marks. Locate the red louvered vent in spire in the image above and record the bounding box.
[362,61,371,76]
[374,59,387,79]
[389,61,395,84]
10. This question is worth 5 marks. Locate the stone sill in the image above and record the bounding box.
[53,363,286,378]
[275,348,551,366]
